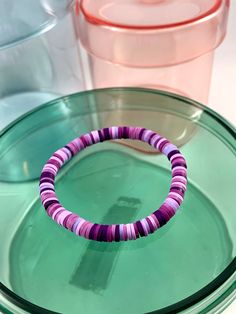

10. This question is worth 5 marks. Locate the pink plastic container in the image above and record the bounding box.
[77,0,229,104]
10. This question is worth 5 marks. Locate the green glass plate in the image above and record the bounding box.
[0,88,235,314]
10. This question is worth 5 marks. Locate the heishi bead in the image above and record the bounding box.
[119,224,124,241]
[47,203,61,217]
[153,210,167,227]
[72,218,82,233]
[111,126,118,139]
[75,218,86,235]
[159,140,170,152]
[155,138,167,150]
[84,133,93,146]
[151,213,160,228]
[111,224,116,242]
[107,225,113,242]
[168,191,184,202]
[64,145,74,158]
[84,222,94,239]
[170,153,185,162]
[65,214,78,230]
[158,208,171,222]
[60,148,71,161]
[57,210,71,226]
[126,224,132,240]
[52,207,64,221]
[94,224,101,241]
[150,133,161,147]
[130,224,136,240]
[123,224,128,241]
[134,127,142,139]
[160,203,175,218]
[67,141,78,155]
[136,221,145,237]
[122,126,129,139]
[115,225,120,242]
[147,215,158,230]
[142,129,153,142]
[80,221,90,237]
[171,176,187,185]
[165,197,180,212]
[162,144,178,156]
[141,219,150,236]
[129,126,136,139]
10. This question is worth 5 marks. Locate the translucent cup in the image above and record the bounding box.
[0,0,83,130]
[0,88,235,313]
[77,0,229,104]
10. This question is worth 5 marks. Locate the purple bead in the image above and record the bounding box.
[136,221,145,237]
[153,210,167,227]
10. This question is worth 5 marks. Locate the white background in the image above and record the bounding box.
[209,1,236,312]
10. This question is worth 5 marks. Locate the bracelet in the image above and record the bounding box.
[39,126,187,242]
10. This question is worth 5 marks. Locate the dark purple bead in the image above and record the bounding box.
[100,225,109,242]
[96,225,103,242]
[44,199,59,210]
[98,130,104,142]
[39,178,54,184]
[171,162,187,169]
[115,225,120,242]
[40,171,55,180]
[160,204,175,218]
[89,224,98,240]
[136,221,145,237]
[123,126,129,139]
[167,149,180,160]
[98,225,105,242]
[103,128,110,140]
[138,128,146,140]
[153,210,167,227]
[133,223,140,238]
[90,132,95,144]
[118,127,123,139]
[158,208,171,222]
[40,188,55,193]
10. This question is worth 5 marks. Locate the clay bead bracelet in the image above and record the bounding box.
[39,126,187,242]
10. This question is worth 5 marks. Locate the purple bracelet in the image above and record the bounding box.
[39,126,187,242]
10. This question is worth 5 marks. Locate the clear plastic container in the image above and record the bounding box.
[0,0,83,130]
[77,0,229,104]
[0,88,235,313]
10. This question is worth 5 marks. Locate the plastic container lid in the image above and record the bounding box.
[78,0,229,66]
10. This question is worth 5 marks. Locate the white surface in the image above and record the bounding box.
[209,2,236,313]
[209,1,236,127]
